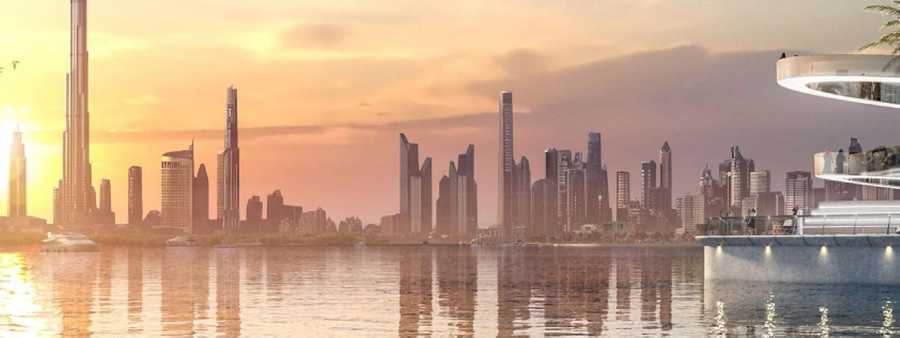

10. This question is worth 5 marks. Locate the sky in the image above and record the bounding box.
[0,0,898,225]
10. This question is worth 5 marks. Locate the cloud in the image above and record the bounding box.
[494,48,548,76]
[281,24,349,48]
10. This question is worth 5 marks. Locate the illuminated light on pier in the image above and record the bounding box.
[764,245,772,257]
[887,245,894,258]
[820,245,828,257]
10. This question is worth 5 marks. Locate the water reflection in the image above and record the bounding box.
[216,249,241,337]
[435,247,476,335]
[0,246,897,336]
[127,248,142,334]
[51,253,96,336]
[397,248,432,336]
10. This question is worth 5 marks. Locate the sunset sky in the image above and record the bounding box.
[1,1,898,224]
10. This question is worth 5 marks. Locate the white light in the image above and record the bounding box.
[716,245,723,255]
[887,246,894,257]
[820,245,828,257]
[765,245,772,257]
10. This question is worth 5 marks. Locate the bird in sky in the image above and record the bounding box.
[11,61,19,70]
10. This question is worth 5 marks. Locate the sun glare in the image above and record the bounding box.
[0,253,47,336]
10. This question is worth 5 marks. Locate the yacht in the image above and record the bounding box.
[166,236,199,247]
[42,232,98,252]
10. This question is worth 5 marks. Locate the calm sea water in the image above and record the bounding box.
[0,245,896,337]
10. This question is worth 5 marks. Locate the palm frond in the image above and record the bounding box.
[860,30,900,51]
[884,19,900,30]
[865,4,900,17]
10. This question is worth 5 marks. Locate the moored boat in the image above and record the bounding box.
[42,232,99,252]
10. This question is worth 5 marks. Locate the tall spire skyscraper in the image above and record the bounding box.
[9,128,26,217]
[498,91,514,235]
[659,142,673,210]
[221,86,240,232]
[57,0,95,224]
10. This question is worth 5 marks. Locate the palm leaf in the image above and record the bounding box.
[865,4,900,17]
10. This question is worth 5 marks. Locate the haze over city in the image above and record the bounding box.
[1,0,898,224]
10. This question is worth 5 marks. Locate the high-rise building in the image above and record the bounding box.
[8,129,26,217]
[57,0,96,225]
[161,145,194,231]
[458,145,477,234]
[556,150,573,231]
[436,145,478,238]
[99,179,111,212]
[785,171,812,215]
[658,142,673,210]
[598,166,612,224]
[246,196,263,222]
[216,152,224,221]
[128,166,142,226]
[616,171,630,222]
[544,149,560,233]
[498,90,514,234]
[512,156,531,229]
[193,164,209,233]
[726,146,754,210]
[749,170,771,196]
[565,156,586,231]
[640,160,657,209]
[678,194,705,234]
[221,86,240,233]
[266,190,285,232]
[530,178,553,238]
[398,134,432,234]
[586,132,604,223]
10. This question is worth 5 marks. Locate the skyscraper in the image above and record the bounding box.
[544,149,560,234]
[266,190,285,232]
[99,179,111,213]
[246,196,263,222]
[640,160,657,209]
[458,145,477,233]
[193,164,209,233]
[8,129,26,217]
[399,134,432,234]
[749,170,771,196]
[658,142,673,210]
[216,152,224,221]
[586,133,603,223]
[221,86,240,233]
[57,0,96,225]
[128,166,142,226]
[565,155,586,231]
[498,90,514,234]
[554,150,574,232]
[785,171,812,215]
[616,171,630,222]
[512,156,531,229]
[530,179,553,237]
[161,145,194,231]
[726,146,754,210]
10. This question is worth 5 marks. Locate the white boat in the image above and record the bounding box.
[42,232,99,252]
[166,236,198,247]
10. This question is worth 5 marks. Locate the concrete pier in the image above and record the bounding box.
[699,235,900,284]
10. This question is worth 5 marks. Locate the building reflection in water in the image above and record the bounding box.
[97,248,114,316]
[497,248,531,336]
[398,248,433,336]
[192,249,211,331]
[127,248,143,334]
[615,255,631,321]
[161,248,196,335]
[52,253,97,336]
[216,248,241,337]
[436,247,477,335]
[638,253,673,331]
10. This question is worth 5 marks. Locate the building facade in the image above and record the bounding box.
[221,86,241,233]
[498,91,514,234]
[160,146,194,231]
[128,166,142,225]
[399,134,432,234]
[785,171,812,215]
[8,129,26,217]
[193,163,209,233]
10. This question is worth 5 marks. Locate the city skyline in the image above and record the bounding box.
[4,1,900,224]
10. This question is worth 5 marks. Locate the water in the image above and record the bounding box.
[0,245,896,337]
